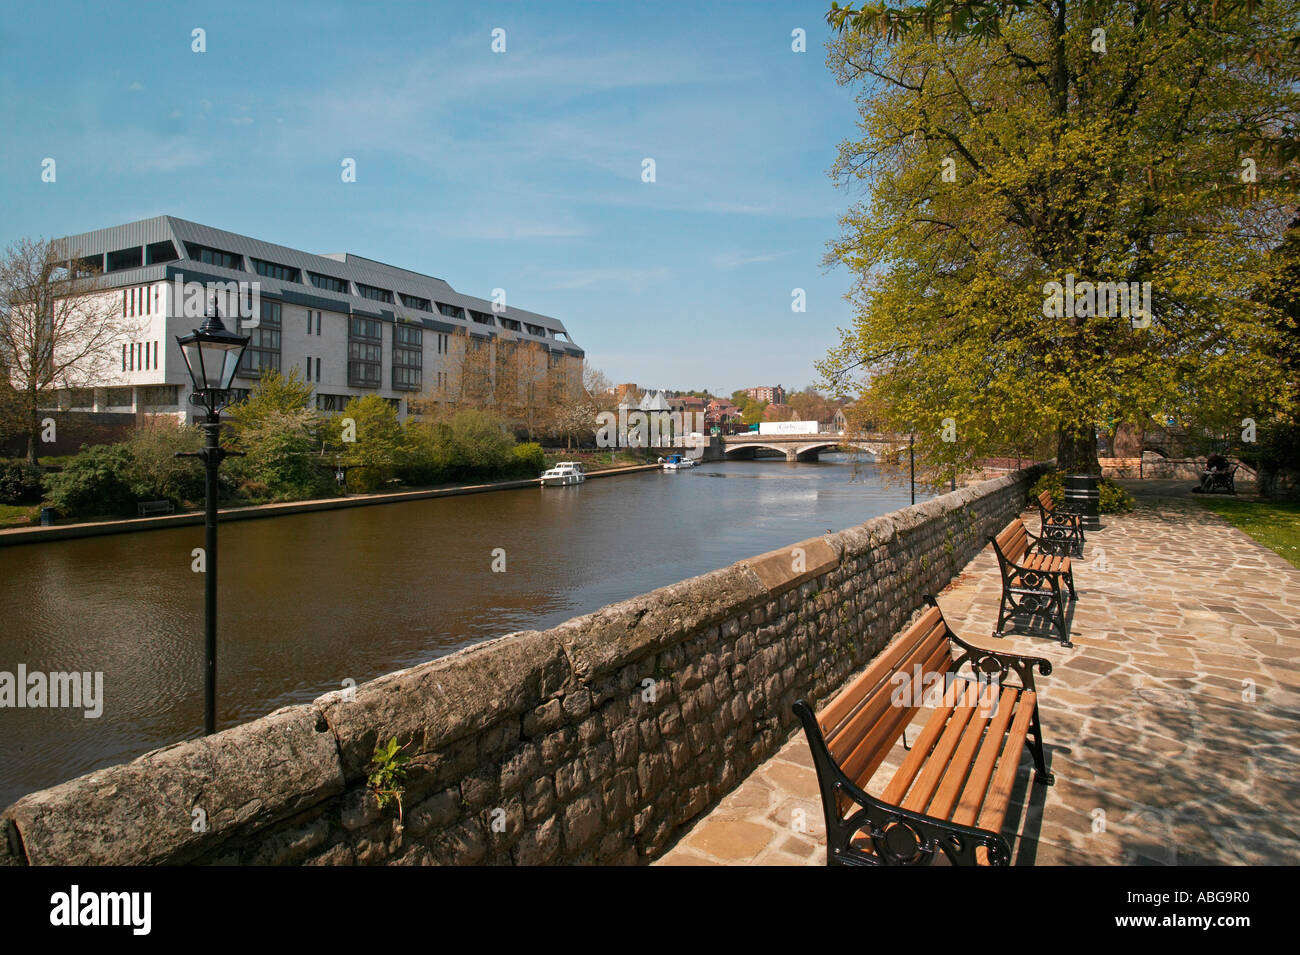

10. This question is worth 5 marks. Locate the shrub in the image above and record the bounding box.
[402,410,515,483]
[42,444,137,518]
[123,418,204,504]
[1030,469,1134,514]
[228,408,331,501]
[443,410,514,478]
[511,442,546,477]
[0,460,44,504]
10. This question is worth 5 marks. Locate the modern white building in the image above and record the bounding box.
[47,216,584,423]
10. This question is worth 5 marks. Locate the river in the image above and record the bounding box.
[0,454,931,806]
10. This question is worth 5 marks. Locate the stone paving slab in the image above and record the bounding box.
[657,480,1300,866]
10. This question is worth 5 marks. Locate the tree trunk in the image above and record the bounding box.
[1056,423,1100,474]
[25,401,40,466]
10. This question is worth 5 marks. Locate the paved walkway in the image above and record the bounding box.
[658,480,1300,865]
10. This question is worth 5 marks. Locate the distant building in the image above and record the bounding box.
[37,215,583,424]
[615,383,641,403]
[706,398,743,431]
[667,395,706,415]
[762,402,796,421]
[744,385,785,405]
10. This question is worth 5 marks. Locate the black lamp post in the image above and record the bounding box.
[174,304,249,736]
[909,431,916,505]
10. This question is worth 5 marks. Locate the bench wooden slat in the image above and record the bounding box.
[823,612,945,760]
[819,606,943,739]
[950,686,1021,828]
[878,696,958,806]
[900,680,979,816]
[826,629,937,764]
[927,683,1005,820]
[837,636,953,794]
[975,689,1038,837]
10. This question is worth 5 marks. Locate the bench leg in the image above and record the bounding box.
[995,587,1012,637]
[1051,581,1072,648]
[1028,703,1055,786]
[1065,568,1076,600]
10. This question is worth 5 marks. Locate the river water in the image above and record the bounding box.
[0,454,931,806]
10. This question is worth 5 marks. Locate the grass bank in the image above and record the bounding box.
[1197,496,1300,569]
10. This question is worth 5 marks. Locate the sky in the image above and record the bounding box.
[0,1,865,397]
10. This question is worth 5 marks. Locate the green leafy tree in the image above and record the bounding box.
[225,368,328,500]
[226,367,316,428]
[819,1,1300,474]
[330,395,407,493]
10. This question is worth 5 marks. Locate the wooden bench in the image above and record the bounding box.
[792,596,1053,866]
[1034,489,1085,557]
[1193,465,1238,495]
[990,517,1077,646]
[136,500,174,517]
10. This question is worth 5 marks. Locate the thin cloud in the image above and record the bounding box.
[712,250,793,270]
[547,267,670,293]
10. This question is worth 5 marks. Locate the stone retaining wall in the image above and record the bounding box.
[1,467,1043,866]
[1101,456,1258,481]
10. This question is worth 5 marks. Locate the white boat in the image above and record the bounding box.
[540,461,586,486]
[659,454,697,470]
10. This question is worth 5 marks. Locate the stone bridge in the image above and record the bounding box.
[719,431,906,463]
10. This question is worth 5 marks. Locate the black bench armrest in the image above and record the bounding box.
[922,595,1052,692]
[792,699,1014,866]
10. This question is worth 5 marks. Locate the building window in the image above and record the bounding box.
[105,387,133,408]
[356,283,394,304]
[500,317,521,331]
[305,355,312,382]
[106,247,143,272]
[239,301,282,377]
[525,324,545,337]
[146,240,179,265]
[437,302,464,319]
[348,316,383,388]
[399,293,432,312]
[316,357,321,379]
[435,332,450,355]
[184,243,243,270]
[469,309,495,327]
[138,385,180,407]
[315,393,348,412]
[252,258,302,283]
[309,272,349,294]
[393,324,422,391]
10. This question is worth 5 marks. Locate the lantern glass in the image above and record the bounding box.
[176,312,250,406]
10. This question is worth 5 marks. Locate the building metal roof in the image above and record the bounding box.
[52,216,584,357]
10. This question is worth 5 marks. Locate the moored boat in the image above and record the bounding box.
[541,461,586,486]
[659,454,697,470]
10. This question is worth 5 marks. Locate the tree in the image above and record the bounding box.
[818,1,1300,474]
[0,237,139,463]
[788,386,839,426]
[225,368,327,499]
[226,366,316,429]
[330,395,407,492]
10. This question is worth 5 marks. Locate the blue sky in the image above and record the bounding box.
[0,1,863,396]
